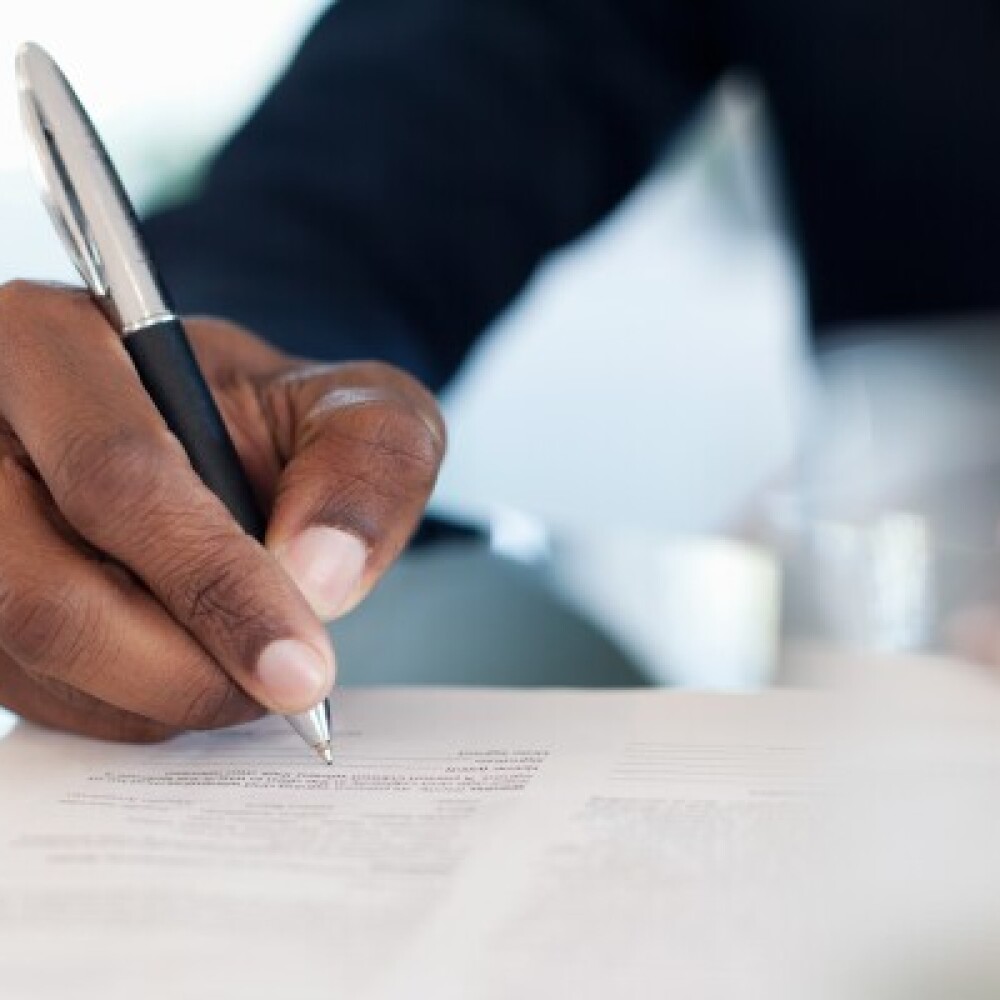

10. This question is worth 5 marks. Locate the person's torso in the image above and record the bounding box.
[722,0,1000,333]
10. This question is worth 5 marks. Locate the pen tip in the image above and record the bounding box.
[316,741,333,766]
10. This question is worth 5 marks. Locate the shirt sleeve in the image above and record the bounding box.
[143,0,725,390]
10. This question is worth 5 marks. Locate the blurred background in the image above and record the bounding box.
[0,2,813,688]
[8,12,1000,988]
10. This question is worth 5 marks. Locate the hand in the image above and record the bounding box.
[0,281,445,741]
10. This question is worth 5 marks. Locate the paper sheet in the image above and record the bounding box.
[0,689,826,1000]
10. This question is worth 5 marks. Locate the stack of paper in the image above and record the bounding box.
[0,689,826,999]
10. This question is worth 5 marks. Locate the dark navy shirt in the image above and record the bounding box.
[145,0,1000,389]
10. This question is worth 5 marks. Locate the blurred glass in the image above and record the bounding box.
[775,320,1000,660]
[544,528,780,689]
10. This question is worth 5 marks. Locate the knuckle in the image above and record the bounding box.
[52,424,182,539]
[0,281,98,340]
[366,361,446,441]
[0,281,40,357]
[0,279,89,309]
[158,539,281,663]
[0,279,31,311]
[282,394,444,551]
[347,397,443,489]
[357,402,441,493]
[173,545,254,629]
[322,363,445,451]
[0,278,47,314]
[377,397,443,466]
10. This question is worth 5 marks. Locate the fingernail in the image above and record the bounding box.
[276,527,366,620]
[256,638,332,712]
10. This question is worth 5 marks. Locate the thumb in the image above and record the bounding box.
[264,363,445,621]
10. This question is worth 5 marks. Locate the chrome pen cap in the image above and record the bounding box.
[15,42,173,333]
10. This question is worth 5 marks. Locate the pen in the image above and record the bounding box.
[15,42,333,764]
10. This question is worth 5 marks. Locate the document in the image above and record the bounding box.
[0,690,826,1000]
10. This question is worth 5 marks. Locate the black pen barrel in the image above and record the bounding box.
[123,318,267,540]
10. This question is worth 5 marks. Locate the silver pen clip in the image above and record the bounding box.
[15,43,172,333]
[17,72,110,299]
